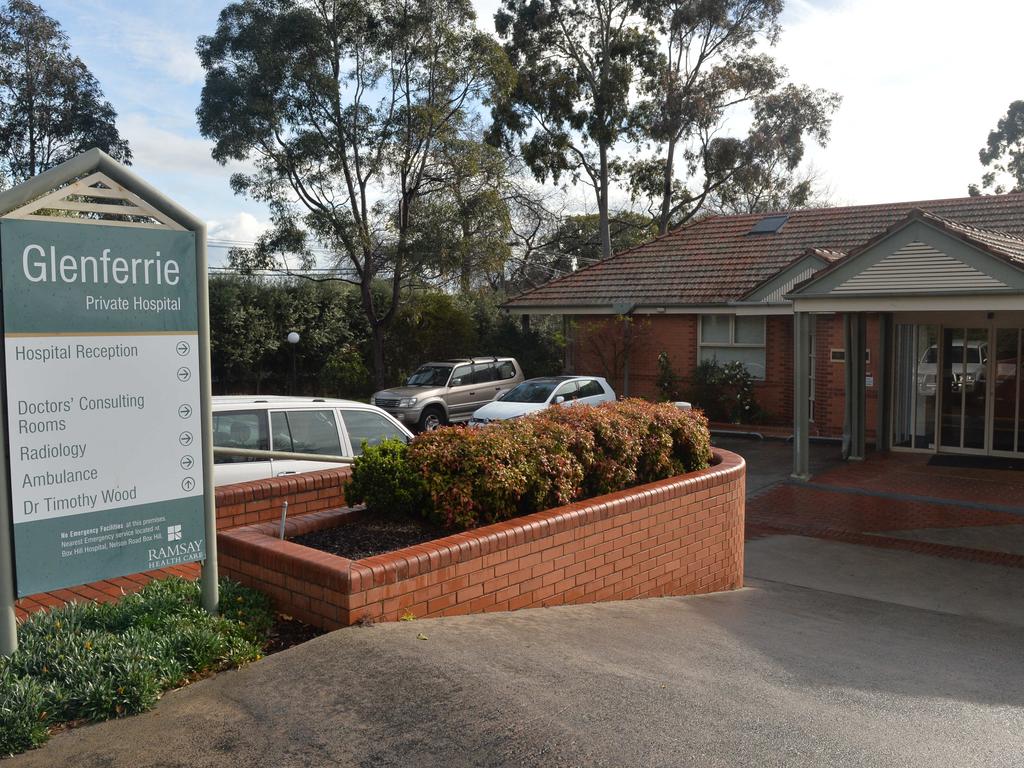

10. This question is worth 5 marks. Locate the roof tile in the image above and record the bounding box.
[506,193,1024,308]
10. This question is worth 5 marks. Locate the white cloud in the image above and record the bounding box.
[774,0,1024,204]
[119,113,250,179]
[122,30,205,86]
[208,212,272,243]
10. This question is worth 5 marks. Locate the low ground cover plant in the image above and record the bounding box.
[0,577,273,756]
[346,399,713,530]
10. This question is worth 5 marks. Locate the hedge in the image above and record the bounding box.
[346,399,712,530]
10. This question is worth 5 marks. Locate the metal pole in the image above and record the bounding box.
[291,345,297,395]
[279,501,289,540]
[196,224,219,616]
[0,491,17,655]
[792,311,811,480]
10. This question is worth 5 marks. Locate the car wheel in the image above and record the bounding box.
[418,407,446,432]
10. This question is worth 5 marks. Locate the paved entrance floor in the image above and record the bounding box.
[713,435,1024,566]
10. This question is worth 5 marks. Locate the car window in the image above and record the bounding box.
[406,365,452,387]
[471,363,496,384]
[451,364,472,386]
[500,380,557,403]
[553,381,579,400]
[576,380,604,398]
[271,410,342,455]
[497,361,516,380]
[213,410,269,464]
[341,410,407,455]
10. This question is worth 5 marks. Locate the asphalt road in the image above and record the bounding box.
[13,575,1024,768]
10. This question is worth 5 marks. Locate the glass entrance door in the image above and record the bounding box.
[940,327,989,451]
[992,328,1023,454]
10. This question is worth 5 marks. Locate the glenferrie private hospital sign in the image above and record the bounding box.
[2,218,207,595]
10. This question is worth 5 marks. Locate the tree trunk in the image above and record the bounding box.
[658,139,677,235]
[598,144,612,260]
[370,321,387,390]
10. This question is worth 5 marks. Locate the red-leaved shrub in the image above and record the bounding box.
[400,399,712,530]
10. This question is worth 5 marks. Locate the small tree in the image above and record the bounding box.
[0,0,131,185]
[197,0,513,388]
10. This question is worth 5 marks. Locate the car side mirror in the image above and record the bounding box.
[452,377,463,386]
[554,396,565,404]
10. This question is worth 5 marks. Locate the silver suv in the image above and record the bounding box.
[372,357,524,431]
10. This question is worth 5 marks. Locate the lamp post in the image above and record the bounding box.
[287,331,300,394]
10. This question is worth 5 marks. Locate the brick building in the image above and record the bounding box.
[505,193,1024,470]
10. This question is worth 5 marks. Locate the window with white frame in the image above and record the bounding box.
[699,315,767,380]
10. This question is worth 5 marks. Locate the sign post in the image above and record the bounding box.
[0,150,217,654]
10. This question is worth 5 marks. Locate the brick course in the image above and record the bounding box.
[213,467,351,530]
[218,449,746,630]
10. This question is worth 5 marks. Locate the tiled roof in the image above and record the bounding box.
[918,210,1024,264]
[505,193,1024,309]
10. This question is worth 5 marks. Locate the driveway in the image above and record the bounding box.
[12,577,1023,768]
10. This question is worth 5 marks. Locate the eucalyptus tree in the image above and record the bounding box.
[630,0,839,232]
[197,0,512,386]
[489,0,661,260]
[970,100,1024,195]
[0,0,130,185]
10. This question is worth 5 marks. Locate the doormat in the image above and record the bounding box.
[928,455,1024,471]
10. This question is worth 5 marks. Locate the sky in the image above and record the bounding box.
[37,0,1024,263]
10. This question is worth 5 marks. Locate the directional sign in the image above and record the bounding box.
[2,219,207,595]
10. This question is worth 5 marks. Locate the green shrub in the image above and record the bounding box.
[656,352,681,402]
[345,439,430,519]
[367,399,713,531]
[0,578,273,757]
[688,359,764,423]
[0,665,48,755]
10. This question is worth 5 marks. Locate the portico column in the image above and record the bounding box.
[792,311,812,480]
[843,313,867,460]
[875,313,892,452]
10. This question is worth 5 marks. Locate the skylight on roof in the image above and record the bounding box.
[748,214,789,235]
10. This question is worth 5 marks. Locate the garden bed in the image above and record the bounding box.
[217,447,746,630]
[292,511,448,560]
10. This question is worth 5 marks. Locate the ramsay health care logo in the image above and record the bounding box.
[167,524,182,541]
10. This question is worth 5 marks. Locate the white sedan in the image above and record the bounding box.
[468,376,616,425]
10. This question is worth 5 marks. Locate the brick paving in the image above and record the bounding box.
[747,451,1024,568]
[14,562,200,621]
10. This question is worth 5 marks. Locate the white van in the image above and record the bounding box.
[211,396,413,486]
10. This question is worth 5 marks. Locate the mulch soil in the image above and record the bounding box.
[264,614,324,655]
[292,513,450,561]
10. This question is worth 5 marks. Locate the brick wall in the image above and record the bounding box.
[214,467,351,530]
[217,449,746,630]
[573,312,883,440]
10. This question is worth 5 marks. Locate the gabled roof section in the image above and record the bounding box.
[789,208,1024,298]
[741,248,840,304]
[504,193,1024,311]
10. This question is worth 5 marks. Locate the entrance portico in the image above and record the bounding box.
[789,209,1024,478]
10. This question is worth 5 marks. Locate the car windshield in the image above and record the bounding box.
[406,365,452,387]
[499,380,558,403]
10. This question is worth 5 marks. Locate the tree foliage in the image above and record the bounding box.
[208,277,565,397]
[970,100,1024,196]
[0,0,130,186]
[489,0,660,260]
[628,0,839,231]
[197,0,513,387]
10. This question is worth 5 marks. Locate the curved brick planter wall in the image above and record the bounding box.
[214,467,351,530]
[218,449,745,630]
